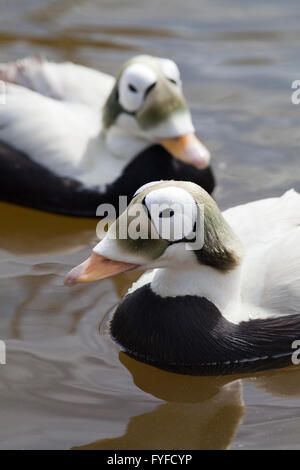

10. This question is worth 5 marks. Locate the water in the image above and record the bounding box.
[0,0,300,450]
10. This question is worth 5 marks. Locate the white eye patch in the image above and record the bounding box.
[118,63,157,112]
[158,58,181,86]
[144,186,197,241]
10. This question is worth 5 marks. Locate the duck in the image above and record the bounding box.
[64,180,300,375]
[0,55,214,217]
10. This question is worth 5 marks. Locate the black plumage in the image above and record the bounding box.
[110,284,300,375]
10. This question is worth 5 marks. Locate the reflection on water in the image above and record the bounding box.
[0,201,97,255]
[1,0,300,450]
[76,356,245,450]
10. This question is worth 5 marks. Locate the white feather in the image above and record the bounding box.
[129,190,300,324]
[223,190,300,318]
[0,58,114,106]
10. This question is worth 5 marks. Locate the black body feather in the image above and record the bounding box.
[110,284,300,375]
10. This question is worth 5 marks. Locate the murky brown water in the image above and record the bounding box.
[1,0,300,450]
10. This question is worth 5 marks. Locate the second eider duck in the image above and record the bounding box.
[65,181,300,375]
[0,55,214,216]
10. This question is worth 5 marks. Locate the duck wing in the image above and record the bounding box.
[224,190,300,317]
[0,83,100,176]
[0,58,114,179]
[223,189,300,248]
[0,56,114,107]
[256,226,300,316]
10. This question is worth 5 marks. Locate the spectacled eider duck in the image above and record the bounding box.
[65,181,300,375]
[0,55,214,216]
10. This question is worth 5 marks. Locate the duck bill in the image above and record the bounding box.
[160,133,210,169]
[64,252,139,286]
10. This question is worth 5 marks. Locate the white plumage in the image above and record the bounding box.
[223,189,300,319]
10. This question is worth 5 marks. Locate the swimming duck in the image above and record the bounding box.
[0,55,214,216]
[65,181,300,375]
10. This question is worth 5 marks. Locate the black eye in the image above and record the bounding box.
[168,78,177,85]
[159,209,175,218]
[128,83,138,92]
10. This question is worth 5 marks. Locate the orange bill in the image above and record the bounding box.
[160,133,211,169]
[64,252,139,286]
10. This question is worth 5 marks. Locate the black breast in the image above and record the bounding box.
[0,141,215,217]
[110,284,300,375]
[109,144,215,200]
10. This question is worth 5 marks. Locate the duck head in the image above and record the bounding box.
[65,181,243,286]
[103,56,211,169]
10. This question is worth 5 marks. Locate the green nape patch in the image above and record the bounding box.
[188,185,243,272]
[102,83,123,129]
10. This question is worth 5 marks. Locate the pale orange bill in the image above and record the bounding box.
[64,252,139,286]
[160,133,211,169]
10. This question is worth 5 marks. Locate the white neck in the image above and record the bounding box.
[73,126,151,188]
[150,263,246,324]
